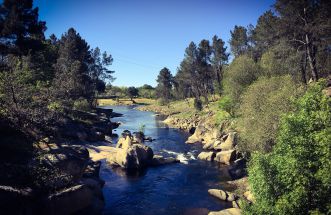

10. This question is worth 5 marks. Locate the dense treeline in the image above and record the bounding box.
[103,84,156,100]
[0,0,114,137]
[154,0,331,213]
[155,0,330,107]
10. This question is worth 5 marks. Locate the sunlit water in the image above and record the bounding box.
[100,105,232,215]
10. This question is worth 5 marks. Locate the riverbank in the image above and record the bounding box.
[136,98,251,214]
[0,107,121,215]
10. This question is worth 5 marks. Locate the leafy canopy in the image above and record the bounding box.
[245,80,331,214]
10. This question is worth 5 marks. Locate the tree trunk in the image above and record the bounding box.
[305,34,319,81]
[300,49,307,84]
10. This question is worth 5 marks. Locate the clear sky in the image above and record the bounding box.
[34,0,274,87]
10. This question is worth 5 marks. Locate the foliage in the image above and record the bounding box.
[126,86,139,100]
[245,80,331,214]
[0,1,114,136]
[156,67,173,102]
[237,75,303,153]
[138,124,146,133]
[218,95,235,117]
[259,39,302,80]
[273,0,331,81]
[229,25,249,57]
[223,55,261,104]
[73,99,90,112]
[193,98,203,111]
[211,35,229,94]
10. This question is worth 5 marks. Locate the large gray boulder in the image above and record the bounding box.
[214,150,236,165]
[149,155,179,166]
[215,132,237,151]
[45,184,94,215]
[108,144,154,169]
[208,189,238,201]
[198,152,216,161]
[40,145,89,181]
[208,208,241,215]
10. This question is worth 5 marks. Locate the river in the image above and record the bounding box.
[100,105,232,215]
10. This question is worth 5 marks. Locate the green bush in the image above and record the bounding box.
[47,101,64,113]
[218,95,235,116]
[244,80,331,214]
[73,99,90,112]
[194,98,203,111]
[259,40,301,79]
[223,55,261,104]
[237,75,303,153]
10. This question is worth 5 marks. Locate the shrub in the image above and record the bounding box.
[73,99,90,112]
[244,80,331,214]
[47,101,64,112]
[194,98,203,111]
[237,75,303,153]
[218,95,235,116]
[223,55,261,104]
[259,40,301,80]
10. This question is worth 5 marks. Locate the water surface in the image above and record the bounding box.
[101,105,232,215]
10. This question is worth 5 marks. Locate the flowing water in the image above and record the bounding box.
[100,106,232,215]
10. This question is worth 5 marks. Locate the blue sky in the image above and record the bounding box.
[34,0,274,87]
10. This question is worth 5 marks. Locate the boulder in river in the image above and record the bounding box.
[208,208,242,215]
[214,150,236,165]
[208,189,238,202]
[215,132,237,151]
[108,144,154,169]
[150,155,179,166]
[198,152,216,161]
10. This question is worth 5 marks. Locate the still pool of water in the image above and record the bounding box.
[100,105,232,215]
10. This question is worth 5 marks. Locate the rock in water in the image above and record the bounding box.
[208,208,241,215]
[208,189,238,201]
[150,155,179,166]
[218,132,237,151]
[214,150,236,165]
[198,152,216,161]
[108,144,154,169]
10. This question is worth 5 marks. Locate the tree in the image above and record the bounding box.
[211,35,229,94]
[229,25,249,57]
[127,86,138,101]
[53,28,94,108]
[252,10,280,58]
[245,80,331,214]
[138,84,155,99]
[259,39,302,80]
[223,55,261,105]
[174,40,215,102]
[156,67,173,103]
[274,0,331,82]
[0,0,46,57]
[237,75,303,153]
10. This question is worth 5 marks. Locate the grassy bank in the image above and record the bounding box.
[137,97,229,127]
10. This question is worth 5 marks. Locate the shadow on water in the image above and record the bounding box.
[100,105,232,215]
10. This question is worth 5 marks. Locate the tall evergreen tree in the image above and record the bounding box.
[211,35,229,93]
[274,0,331,81]
[53,28,94,107]
[252,10,280,57]
[229,25,249,57]
[0,0,46,57]
[156,67,173,103]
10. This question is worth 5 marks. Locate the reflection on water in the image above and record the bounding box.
[101,105,231,215]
